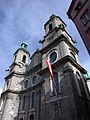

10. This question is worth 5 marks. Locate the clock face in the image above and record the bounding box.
[47,34,54,42]
[47,31,55,42]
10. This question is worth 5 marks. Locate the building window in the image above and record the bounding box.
[70,52,76,61]
[20,118,23,120]
[81,10,90,25]
[24,80,28,89]
[53,72,60,95]
[49,51,57,64]
[53,102,60,118]
[22,95,26,110]
[22,55,26,63]
[49,23,53,31]
[30,114,34,120]
[75,2,82,11]
[31,92,36,108]
[32,76,37,85]
[76,72,86,96]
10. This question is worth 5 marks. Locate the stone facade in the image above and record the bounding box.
[0,14,90,120]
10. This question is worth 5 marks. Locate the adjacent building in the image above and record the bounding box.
[0,14,90,120]
[67,0,90,55]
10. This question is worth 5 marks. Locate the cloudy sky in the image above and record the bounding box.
[0,0,90,92]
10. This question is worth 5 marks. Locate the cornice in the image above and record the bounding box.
[14,47,30,56]
[4,71,25,80]
[38,55,87,75]
[1,89,21,97]
[1,80,44,97]
[40,34,78,54]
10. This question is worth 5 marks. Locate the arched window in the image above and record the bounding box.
[31,92,36,108]
[22,55,26,63]
[30,114,34,120]
[20,118,23,120]
[22,95,26,110]
[53,102,60,118]
[53,72,60,95]
[24,80,28,89]
[50,51,57,63]
[32,76,37,85]
[49,23,53,31]
[76,72,86,96]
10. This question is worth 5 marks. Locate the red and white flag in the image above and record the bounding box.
[46,59,54,80]
[46,59,58,95]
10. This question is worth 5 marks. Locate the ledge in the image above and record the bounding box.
[4,71,25,80]
[46,96,68,103]
[40,34,78,54]
[38,55,87,75]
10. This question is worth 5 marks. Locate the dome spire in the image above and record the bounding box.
[21,42,28,49]
[50,12,56,19]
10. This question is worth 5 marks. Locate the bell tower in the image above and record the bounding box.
[0,42,30,120]
[11,42,30,72]
[41,13,79,70]
[44,13,66,35]
[40,14,90,120]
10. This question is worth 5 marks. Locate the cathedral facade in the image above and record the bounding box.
[0,14,90,120]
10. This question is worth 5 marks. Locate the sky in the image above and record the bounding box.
[0,0,90,94]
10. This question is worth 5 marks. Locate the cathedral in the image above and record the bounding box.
[0,14,90,120]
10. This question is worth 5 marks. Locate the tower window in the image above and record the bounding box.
[32,76,37,85]
[22,55,26,63]
[20,118,23,120]
[49,23,53,31]
[76,72,86,96]
[30,114,34,120]
[31,92,36,108]
[53,72,60,95]
[50,51,57,64]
